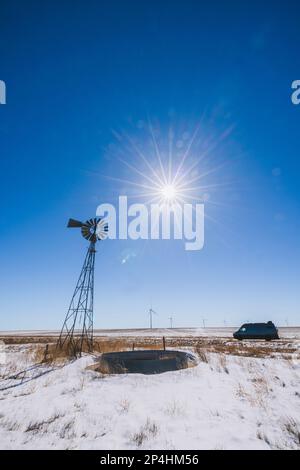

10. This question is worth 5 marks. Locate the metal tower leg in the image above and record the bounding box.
[57,242,96,357]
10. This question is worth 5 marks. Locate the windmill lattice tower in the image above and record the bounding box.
[56,217,108,357]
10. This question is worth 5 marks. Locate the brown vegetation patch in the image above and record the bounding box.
[1,334,298,361]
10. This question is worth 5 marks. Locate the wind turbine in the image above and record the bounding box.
[148,307,158,329]
[201,318,207,329]
[169,316,174,329]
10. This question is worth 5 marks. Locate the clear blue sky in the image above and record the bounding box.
[0,0,299,330]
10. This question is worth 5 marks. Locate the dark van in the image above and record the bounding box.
[233,321,279,341]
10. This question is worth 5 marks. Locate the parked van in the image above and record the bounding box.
[233,321,279,341]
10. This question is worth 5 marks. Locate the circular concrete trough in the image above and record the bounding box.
[92,350,197,375]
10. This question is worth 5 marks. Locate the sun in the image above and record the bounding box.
[160,184,177,201]
[101,119,234,213]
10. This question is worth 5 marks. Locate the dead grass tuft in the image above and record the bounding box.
[236,375,269,408]
[60,419,76,439]
[217,354,229,374]
[283,417,300,447]
[25,413,61,434]
[118,398,131,414]
[131,419,159,447]
[257,430,271,446]
[194,343,209,363]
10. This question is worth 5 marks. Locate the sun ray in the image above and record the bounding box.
[176,193,235,209]
[173,121,201,185]
[175,124,235,186]
[116,155,162,190]
[126,190,168,198]
[148,118,168,185]
[178,159,234,187]
[97,173,164,192]
[123,132,166,187]
[168,124,173,183]
[176,181,235,193]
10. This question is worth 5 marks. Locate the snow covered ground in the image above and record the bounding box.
[0,342,299,450]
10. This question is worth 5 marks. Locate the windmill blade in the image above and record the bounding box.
[81,226,96,241]
[67,218,84,228]
[96,219,109,241]
[87,218,95,226]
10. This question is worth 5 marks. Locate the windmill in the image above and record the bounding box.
[148,307,158,329]
[56,217,108,357]
[169,316,174,329]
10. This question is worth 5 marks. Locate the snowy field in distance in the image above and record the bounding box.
[1,327,300,338]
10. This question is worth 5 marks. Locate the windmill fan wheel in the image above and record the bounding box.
[81,218,108,242]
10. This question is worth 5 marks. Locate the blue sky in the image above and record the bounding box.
[0,0,299,330]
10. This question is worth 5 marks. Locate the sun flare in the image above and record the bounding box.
[160,184,177,201]
[101,119,234,216]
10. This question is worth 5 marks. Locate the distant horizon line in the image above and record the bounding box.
[0,325,299,335]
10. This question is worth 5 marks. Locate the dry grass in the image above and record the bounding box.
[194,342,209,363]
[236,374,270,408]
[257,418,300,450]
[28,341,90,364]
[216,353,229,374]
[25,413,61,434]
[31,344,53,363]
[93,339,133,353]
[118,398,131,414]
[257,430,272,446]
[1,334,298,361]
[29,337,167,362]
[131,419,159,447]
[0,336,58,345]
[31,343,72,364]
[283,418,300,447]
[93,337,167,353]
